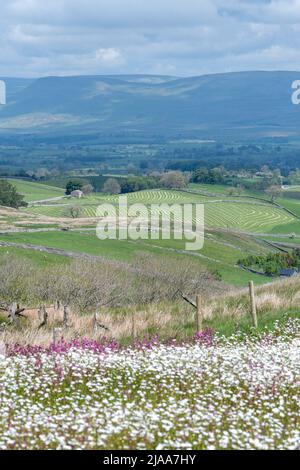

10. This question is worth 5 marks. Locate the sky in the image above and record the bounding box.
[1,0,300,78]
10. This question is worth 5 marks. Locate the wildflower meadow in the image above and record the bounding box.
[0,320,299,450]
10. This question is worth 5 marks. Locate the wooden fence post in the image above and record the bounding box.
[52,327,62,344]
[38,306,43,322]
[249,281,258,328]
[63,305,71,328]
[131,312,136,340]
[93,311,99,332]
[196,295,203,332]
[0,340,6,357]
[38,306,48,328]
[8,302,17,324]
[92,311,110,334]
[43,307,48,326]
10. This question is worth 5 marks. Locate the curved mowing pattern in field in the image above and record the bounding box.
[25,205,69,218]
[81,201,295,232]
[25,189,297,233]
[204,203,295,232]
[101,189,208,205]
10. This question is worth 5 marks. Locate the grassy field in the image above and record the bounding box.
[1,180,299,452]
[0,246,70,267]
[278,196,300,217]
[1,180,299,286]
[5,179,65,202]
[0,229,274,285]
[24,187,299,235]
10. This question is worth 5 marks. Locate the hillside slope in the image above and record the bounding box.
[0,71,299,139]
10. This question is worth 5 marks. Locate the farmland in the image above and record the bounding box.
[25,187,299,234]
[0,178,299,452]
[0,180,299,287]
[2,179,65,202]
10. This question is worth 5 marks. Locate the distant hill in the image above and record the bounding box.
[0,71,299,140]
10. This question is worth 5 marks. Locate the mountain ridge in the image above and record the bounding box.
[0,71,300,140]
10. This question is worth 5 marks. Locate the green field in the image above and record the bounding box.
[25,188,299,235]
[0,246,70,267]
[5,179,65,202]
[0,229,274,285]
[1,180,299,286]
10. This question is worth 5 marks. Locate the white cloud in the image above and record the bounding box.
[0,0,300,77]
[95,48,122,64]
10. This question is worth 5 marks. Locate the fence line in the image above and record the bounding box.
[0,282,260,340]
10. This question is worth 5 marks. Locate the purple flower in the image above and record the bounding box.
[194,327,215,346]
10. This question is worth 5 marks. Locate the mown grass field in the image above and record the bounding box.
[24,187,299,235]
[1,180,300,286]
[6,179,65,202]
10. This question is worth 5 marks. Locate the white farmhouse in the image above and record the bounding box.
[70,189,84,198]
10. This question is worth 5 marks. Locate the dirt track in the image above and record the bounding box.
[0,240,101,260]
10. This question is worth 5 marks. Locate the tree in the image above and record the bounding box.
[191,168,209,183]
[288,170,300,185]
[265,185,282,203]
[0,180,27,208]
[102,178,121,195]
[127,164,138,175]
[82,184,94,196]
[160,171,187,189]
[35,168,50,180]
[119,176,160,194]
[65,180,83,195]
[191,166,226,184]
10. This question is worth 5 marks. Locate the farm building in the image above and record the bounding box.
[70,190,83,198]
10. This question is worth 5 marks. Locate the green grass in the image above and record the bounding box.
[184,309,299,338]
[0,230,272,286]
[5,179,64,202]
[24,189,299,235]
[258,234,300,245]
[188,182,263,198]
[5,181,299,287]
[0,231,157,262]
[278,196,300,217]
[0,246,69,267]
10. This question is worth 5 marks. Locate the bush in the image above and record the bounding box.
[0,180,27,208]
[65,180,83,195]
[0,254,222,311]
[120,176,160,193]
[102,178,121,195]
[238,249,300,275]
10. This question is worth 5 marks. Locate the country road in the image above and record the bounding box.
[28,196,66,206]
